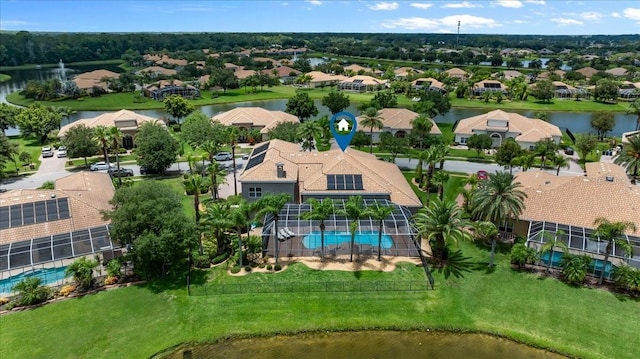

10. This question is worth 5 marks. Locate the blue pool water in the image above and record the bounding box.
[540,251,613,276]
[0,266,68,294]
[302,230,393,250]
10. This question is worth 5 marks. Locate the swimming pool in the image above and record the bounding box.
[540,251,613,276]
[302,230,393,250]
[0,266,68,295]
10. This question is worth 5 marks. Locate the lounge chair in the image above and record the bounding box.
[284,227,295,237]
[279,228,291,240]
[277,232,287,242]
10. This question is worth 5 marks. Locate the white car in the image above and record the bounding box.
[57,146,67,158]
[214,152,233,161]
[90,162,114,171]
[41,146,54,158]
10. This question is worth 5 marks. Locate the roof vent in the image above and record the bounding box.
[50,193,56,198]
[544,180,550,185]
[605,176,614,182]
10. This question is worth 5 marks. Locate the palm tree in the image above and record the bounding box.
[300,198,335,262]
[510,243,538,270]
[297,120,323,152]
[551,154,570,176]
[514,153,535,171]
[413,198,471,263]
[472,171,527,267]
[626,99,640,131]
[51,106,75,130]
[432,170,450,200]
[414,150,428,188]
[614,135,640,177]
[92,125,111,165]
[206,162,228,201]
[254,193,291,265]
[338,196,367,262]
[108,126,124,185]
[434,143,449,170]
[65,257,99,291]
[473,221,500,267]
[538,229,568,273]
[230,199,251,267]
[422,147,438,202]
[591,217,637,285]
[360,107,383,154]
[226,126,240,196]
[534,138,557,170]
[367,202,394,262]
[411,115,433,150]
[201,202,234,256]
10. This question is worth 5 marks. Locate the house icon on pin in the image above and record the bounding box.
[337,118,351,132]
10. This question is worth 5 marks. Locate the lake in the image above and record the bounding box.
[158,331,567,359]
[1,64,636,137]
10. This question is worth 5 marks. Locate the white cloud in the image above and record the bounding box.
[0,20,34,28]
[305,0,322,5]
[382,14,499,30]
[622,8,640,21]
[524,0,545,5]
[611,12,621,18]
[442,2,482,8]
[410,2,433,10]
[369,2,399,11]
[511,19,530,24]
[580,12,603,21]
[551,18,583,25]
[494,0,523,8]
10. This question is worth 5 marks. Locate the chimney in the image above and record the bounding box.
[276,162,285,178]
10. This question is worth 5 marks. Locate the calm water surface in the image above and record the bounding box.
[160,331,567,359]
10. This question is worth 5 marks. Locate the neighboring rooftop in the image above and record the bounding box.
[58,109,162,137]
[454,109,562,143]
[357,108,441,135]
[211,107,299,135]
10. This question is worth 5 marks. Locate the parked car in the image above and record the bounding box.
[107,167,134,177]
[56,146,67,158]
[41,146,54,158]
[214,152,233,161]
[477,170,489,180]
[89,162,114,171]
[564,147,574,155]
[139,166,160,175]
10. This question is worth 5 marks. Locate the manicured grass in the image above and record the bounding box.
[139,175,196,218]
[2,136,44,174]
[1,241,638,359]
[0,74,11,82]
[450,96,631,113]
[448,147,493,160]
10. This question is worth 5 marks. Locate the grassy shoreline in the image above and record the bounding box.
[5,86,633,113]
[1,242,638,359]
[0,59,124,72]
[0,74,11,82]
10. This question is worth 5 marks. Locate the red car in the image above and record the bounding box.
[477,170,489,180]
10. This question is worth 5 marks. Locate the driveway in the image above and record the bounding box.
[1,152,69,190]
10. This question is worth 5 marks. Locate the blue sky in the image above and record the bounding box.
[1,1,639,35]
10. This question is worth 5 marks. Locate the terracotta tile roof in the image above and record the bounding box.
[605,67,628,76]
[239,139,422,208]
[493,70,524,80]
[340,75,387,86]
[576,67,598,78]
[356,108,441,135]
[262,66,300,78]
[552,81,576,90]
[211,107,299,134]
[235,68,258,80]
[454,110,561,143]
[537,70,566,79]
[445,67,468,77]
[411,77,444,90]
[306,71,347,83]
[516,167,640,232]
[344,64,372,73]
[473,80,508,90]
[73,78,109,91]
[0,172,114,245]
[74,69,120,81]
[139,66,177,76]
[394,67,422,76]
[59,109,163,137]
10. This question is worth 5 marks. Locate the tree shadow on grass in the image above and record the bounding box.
[435,250,474,279]
[140,267,208,294]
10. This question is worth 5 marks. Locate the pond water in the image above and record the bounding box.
[1,64,636,137]
[159,331,567,359]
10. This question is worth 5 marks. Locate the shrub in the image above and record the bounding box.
[38,181,55,190]
[244,266,252,272]
[211,252,228,264]
[59,284,76,296]
[230,266,241,274]
[193,254,211,269]
[0,297,10,305]
[274,264,282,271]
[19,151,32,165]
[510,243,538,270]
[266,264,273,270]
[12,277,52,306]
[104,276,118,285]
[561,253,592,286]
[105,259,121,278]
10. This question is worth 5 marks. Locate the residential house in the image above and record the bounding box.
[620,81,640,99]
[410,77,446,93]
[472,80,509,96]
[343,64,373,75]
[72,69,120,92]
[605,67,629,77]
[356,108,441,143]
[143,80,200,101]
[537,70,566,80]
[445,67,468,81]
[261,66,301,84]
[516,163,640,268]
[211,107,299,142]
[137,66,177,77]
[552,81,589,99]
[338,75,387,92]
[394,67,423,80]
[238,139,422,211]
[492,70,525,81]
[58,109,164,149]
[305,71,346,88]
[622,130,640,149]
[537,48,555,55]
[224,63,241,72]
[453,109,562,149]
[0,172,120,274]
[575,66,599,79]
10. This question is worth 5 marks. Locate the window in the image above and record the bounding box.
[529,145,535,150]
[249,187,262,198]
[459,137,468,144]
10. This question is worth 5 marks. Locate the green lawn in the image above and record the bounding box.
[1,241,638,359]
[450,96,631,113]
[0,74,11,82]
[2,136,44,175]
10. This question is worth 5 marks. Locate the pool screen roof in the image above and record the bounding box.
[261,199,416,237]
[525,220,640,268]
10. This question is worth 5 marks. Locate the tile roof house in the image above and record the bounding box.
[143,79,200,101]
[537,70,566,80]
[305,71,347,88]
[261,66,301,84]
[575,67,599,79]
[445,67,468,81]
[394,67,423,79]
[138,66,177,77]
[605,67,629,77]
[514,163,640,251]
[472,80,509,96]
[0,172,118,271]
[238,139,422,211]
[356,108,441,143]
[72,69,120,92]
[58,109,163,149]
[621,130,640,148]
[343,64,373,74]
[338,75,388,92]
[454,109,562,149]
[493,70,525,81]
[211,107,300,141]
[410,77,446,93]
[551,81,588,99]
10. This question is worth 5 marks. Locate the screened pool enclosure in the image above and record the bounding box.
[525,221,640,278]
[260,199,420,259]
